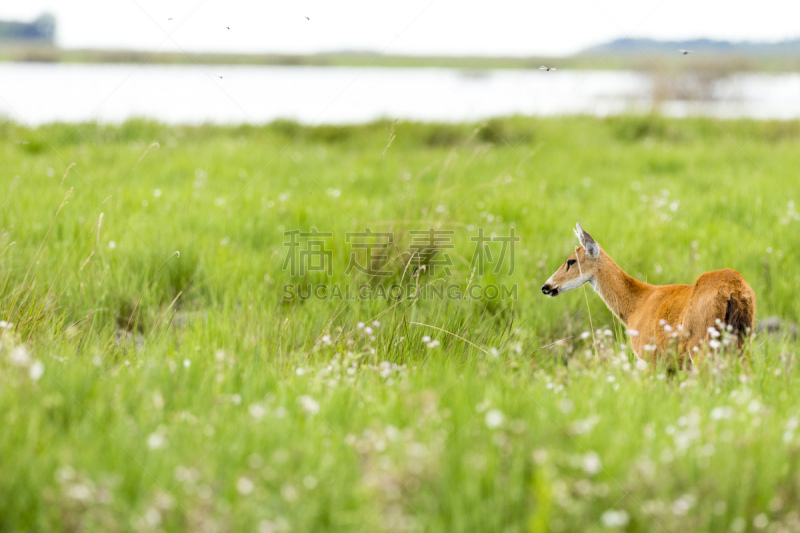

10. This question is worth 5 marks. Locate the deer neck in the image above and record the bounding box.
[590,250,651,326]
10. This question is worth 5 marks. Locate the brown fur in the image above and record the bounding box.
[542,228,756,364]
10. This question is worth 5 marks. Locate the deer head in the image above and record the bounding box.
[541,223,601,297]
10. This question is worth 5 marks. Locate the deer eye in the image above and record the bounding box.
[566,259,577,270]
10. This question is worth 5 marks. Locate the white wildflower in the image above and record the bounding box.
[427,339,440,348]
[485,409,504,429]
[67,483,93,502]
[601,509,629,528]
[747,399,762,414]
[532,449,548,465]
[236,476,254,495]
[55,465,76,484]
[281,483,298,502]
[754,513,769,529]
[710,406,735,420]
[558,399,574,414]
[10,346,31,366]
[249,403,267,419]
[582,451,602,475]
[672,494,696,515]
[147,432,166,450]
[258,520,286,533]
[29,361,44,381]
[569,416,600,435]
[298,395,320,415]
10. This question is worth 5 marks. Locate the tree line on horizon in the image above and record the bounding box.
[0,13,55,43]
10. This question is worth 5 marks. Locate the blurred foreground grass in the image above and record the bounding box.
[2,115,800,531]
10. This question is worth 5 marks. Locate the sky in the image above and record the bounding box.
[1,0,799,57]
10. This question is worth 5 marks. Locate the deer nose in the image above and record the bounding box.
[541,283,558,296]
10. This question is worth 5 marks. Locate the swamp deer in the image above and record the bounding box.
[541,223,756,363]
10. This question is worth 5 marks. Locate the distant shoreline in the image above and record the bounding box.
[2,45,800,72]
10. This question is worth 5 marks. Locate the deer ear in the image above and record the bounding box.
[585,240,600,258]
[577,224,600,258]
[574,223,585,246]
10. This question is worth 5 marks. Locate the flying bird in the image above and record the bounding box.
[539,65,556,72]
[680,49,692,55]
[305,16,310,20]
[226,26,230,30]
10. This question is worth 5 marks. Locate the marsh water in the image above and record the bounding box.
[2,62,800,125]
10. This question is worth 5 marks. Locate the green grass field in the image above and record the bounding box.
[2,115,800,532]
